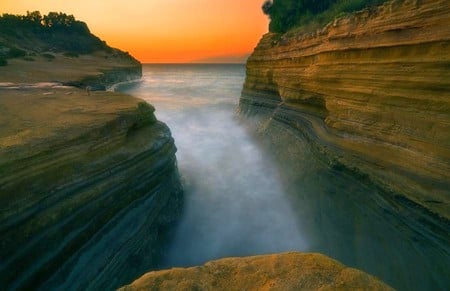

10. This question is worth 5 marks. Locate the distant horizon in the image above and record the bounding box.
[0,0,268,63]
[142,62,246,65]
[139,54,250,64]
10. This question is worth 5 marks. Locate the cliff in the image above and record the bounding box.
[0,39,181,291]
[119,252,392,290]
[239,0,450,220]
[238,1,449,289]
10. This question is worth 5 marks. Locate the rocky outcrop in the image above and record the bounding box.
[119,252,393,290]
[239,1,449,290]
[0,45,184,290]
[239,0,450,220]
[65,64,142,91]
[60,52,142,91]
[0,87,182,290]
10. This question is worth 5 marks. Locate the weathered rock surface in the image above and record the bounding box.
[239,0,450,220]
[0,58,182,289]
[0,87,182,290]
[239,1,449,290]
[120,252,393,291]
[0,51,141,89]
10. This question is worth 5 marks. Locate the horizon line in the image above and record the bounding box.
[141,62,247,65]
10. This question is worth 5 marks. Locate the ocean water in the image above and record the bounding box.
[117,64,449,290]
[118,64,307,264]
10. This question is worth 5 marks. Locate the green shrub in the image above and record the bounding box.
[263,0,389,33]
[0,12,111,55]
[333,0,387,14]
[0,58,7,66]
[23,56,35,61]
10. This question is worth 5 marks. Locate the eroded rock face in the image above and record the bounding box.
[238,1,449,289]
[0,88,182,290]
[239,0,450,219]
[119,252,393,291]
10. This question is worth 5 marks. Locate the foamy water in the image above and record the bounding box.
[118,64,307,266]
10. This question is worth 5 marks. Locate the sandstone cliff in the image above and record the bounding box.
[0,55,182,289]
[239,1,449,289]
[240,0,450,220]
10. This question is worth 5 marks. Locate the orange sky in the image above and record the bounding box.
[1,0,269,63]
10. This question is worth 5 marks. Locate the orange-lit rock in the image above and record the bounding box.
[120,252,393,291]
[240,0,450,219]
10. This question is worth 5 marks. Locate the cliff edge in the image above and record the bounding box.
[0,15,182,290]
[239,0,450,220]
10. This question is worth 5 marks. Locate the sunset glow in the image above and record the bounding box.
[0,0,269,63]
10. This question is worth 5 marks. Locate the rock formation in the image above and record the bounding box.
[119,252,393,290]
[0,43,182,291]
[238,0,449,289]
[240,0,450,220]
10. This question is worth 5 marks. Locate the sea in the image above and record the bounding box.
[116,64,449,291]
[117,64,307,263]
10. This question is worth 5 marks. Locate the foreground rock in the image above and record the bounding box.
[239,0,450,219]
[120,252,392,290]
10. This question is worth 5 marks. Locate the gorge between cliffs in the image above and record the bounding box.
[119,60,448,290]
[1,0,449,290]
[120,1,449,290]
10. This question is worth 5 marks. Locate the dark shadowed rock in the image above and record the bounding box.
[0,25,182,290]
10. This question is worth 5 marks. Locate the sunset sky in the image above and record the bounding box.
[1,0,269,63]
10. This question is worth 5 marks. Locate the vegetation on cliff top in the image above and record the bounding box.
[263,0,389,33]
[0,11,109,53]
[0,11,137,65]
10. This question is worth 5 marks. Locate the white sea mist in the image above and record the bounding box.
[118,64,307,267]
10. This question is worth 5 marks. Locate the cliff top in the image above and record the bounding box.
[262,0,390,33]
[0,51,140,84]
[120,252,393,290]
[0,87,153,163]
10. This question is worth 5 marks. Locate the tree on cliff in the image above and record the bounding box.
[0,11,108,54]
[262,0,388,33]
[262,0,335,32]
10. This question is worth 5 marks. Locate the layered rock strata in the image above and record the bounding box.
[0,67,182,289]
[0,51,141,89]
[119,252,393,290]
[239,0,450,220]
[239,1,449,289]
[63,60,142,90]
